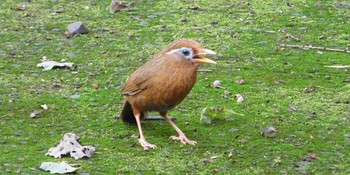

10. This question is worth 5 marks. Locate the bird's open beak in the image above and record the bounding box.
[195,49,217,64]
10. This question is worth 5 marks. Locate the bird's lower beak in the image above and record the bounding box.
[195,49,217,64]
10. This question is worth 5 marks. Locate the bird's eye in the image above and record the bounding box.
[166,47,194,59]
[182,50,190,56]
[178,47,193,59]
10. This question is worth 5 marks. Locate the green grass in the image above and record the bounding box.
[1,0,349,174]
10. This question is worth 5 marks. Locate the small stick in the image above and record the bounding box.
[114,115,177,121]
[198,69,213,72]
[144,116,177,121]
[280,44,350,54]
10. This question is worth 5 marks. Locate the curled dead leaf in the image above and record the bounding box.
[222,90,231,99]
[107,0,135,13]
[213,80,223,88]
[235,77,245,84]
[235,94,244,103]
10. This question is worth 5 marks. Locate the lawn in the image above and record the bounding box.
[0,0,349,174]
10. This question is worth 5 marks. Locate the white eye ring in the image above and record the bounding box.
[166,47,194,59]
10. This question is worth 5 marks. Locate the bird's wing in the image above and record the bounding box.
[121,57,161,96]
[121,78,147,96]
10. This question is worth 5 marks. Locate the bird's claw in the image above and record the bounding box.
[139,139,156,150]
[170,135,197,145]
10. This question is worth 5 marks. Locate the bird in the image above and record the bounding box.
[120,39,216,150]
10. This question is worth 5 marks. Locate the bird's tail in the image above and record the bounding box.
[120,101,136,124]
[120,101,145,124]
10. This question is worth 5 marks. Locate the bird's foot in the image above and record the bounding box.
[170,134,197,145]
[139,139,156,150]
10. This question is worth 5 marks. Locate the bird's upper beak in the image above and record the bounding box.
[195,49,217,64]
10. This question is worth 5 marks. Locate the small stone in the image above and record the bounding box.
[64,31,72,38]
[228,128,239,132]
[67,21,88,34]
[30,111,41,118]
[226,117,234,122]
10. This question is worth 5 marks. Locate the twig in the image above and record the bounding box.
[324,65,350,69]
[144,116,177,121]
[280,44,350,54]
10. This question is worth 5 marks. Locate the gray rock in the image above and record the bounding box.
[67,21,88,34]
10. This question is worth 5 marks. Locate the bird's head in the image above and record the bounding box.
[161,39,217,64]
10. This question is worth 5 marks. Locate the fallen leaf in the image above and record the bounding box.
[14,4,26,11]
[239,139,248,143]
[309,133,314,139]
[107,0,135,13]
[202,157,216,164]
[210,156,219,159]
[40,162,78,174]
[130,134,139,139]
[30,111,41,118]
[37,61,74,71]
[46,133,95,159]
[64,31,72,38]
[40,104,48,110]
[92,83,99,89]
[131,16,141,20]
[307,153,318,160]
[228,149,234,158]
[274,156,282,163]
[213,168,220,173]
[222,90,231,99]
[235,77,245,84]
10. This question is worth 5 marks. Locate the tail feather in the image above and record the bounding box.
[120,101,145,124]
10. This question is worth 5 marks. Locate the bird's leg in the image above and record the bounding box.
[133,109,156,150]
[160,112,197,145]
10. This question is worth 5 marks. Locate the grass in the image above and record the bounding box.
[0,0,349,174]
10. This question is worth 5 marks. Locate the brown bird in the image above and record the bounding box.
[120,39,216,150]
